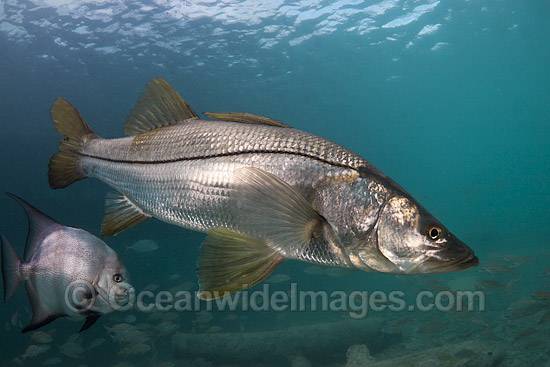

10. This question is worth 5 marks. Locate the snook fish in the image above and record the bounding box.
[0,194,131,332]
[48,78,478,299]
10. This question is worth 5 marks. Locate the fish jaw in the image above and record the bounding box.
[413,234,479,274]
[413,251,479,274]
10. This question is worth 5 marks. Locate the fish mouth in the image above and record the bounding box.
[448,253,479,271]
[111,285,134,305]
[417,232,479,274]
[422,252,479,273]
[113,293,130,303]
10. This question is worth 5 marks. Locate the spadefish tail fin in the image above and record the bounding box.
[0,233,22,302]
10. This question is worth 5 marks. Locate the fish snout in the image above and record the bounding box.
[423,234,479,273]
[113,285,132,300]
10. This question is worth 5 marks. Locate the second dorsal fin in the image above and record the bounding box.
[123,78,198,136]
[204,112,291,128]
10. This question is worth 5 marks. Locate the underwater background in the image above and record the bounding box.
[1,0,549,366]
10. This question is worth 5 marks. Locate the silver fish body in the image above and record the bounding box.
[81,120,379,246]
[0,194,130,332]
[48,78,478,299]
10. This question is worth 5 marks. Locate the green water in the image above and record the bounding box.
[1,1,549,366]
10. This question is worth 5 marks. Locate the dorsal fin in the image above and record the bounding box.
[6,193,62,262]
[203,112,291,128]
[123,78,198,136]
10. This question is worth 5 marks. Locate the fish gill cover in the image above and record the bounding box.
[1,0,550,367]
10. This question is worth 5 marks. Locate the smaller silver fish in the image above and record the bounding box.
[125,239,160,253]
[475,280,502,290]
[58,341,85,358]
[87,337,106,351]
[119,343,151,356]
[21,344,50,360]
[31,330,54,344]
[531,290,550,301]
[0,193,131,333]
[479,263,515,276]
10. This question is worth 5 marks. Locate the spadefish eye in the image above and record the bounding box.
[113,273,123,283]
[427,226,442,241]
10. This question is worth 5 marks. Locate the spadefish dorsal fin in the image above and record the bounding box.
[123,78,198,136]
[197,228,284,301]
[203,112,292,128]
[101,192,151,237]
[6,193,62,262]
[21,282,64,333]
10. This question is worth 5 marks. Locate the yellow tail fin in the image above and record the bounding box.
[48,98,96,189]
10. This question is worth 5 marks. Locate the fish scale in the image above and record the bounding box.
[82,120,368,167]
[81,144,362,237]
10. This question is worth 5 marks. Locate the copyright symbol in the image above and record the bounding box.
[108,281,135,311]
[64,280,96,313]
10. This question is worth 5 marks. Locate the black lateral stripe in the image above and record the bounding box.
[81,150,356,170]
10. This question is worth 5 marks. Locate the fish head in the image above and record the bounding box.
[376,196,478,274]
[59,229,133,314]
[348,195,478,274]
[91,250,132,314]
[57,232,133,316]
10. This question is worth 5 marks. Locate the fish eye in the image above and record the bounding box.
[113,273,123,283]
[427,226,442,241]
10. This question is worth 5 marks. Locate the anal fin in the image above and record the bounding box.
[22,282,64,333]
[197,229,284,301]
[102,192,150,237]
[22,314,64,334]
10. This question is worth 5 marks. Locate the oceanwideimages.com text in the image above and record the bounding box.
[66,281,485,319]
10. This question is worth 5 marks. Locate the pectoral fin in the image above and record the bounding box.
[230,167,326,257]
[197,229,284,301]
[102,192,151,237]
